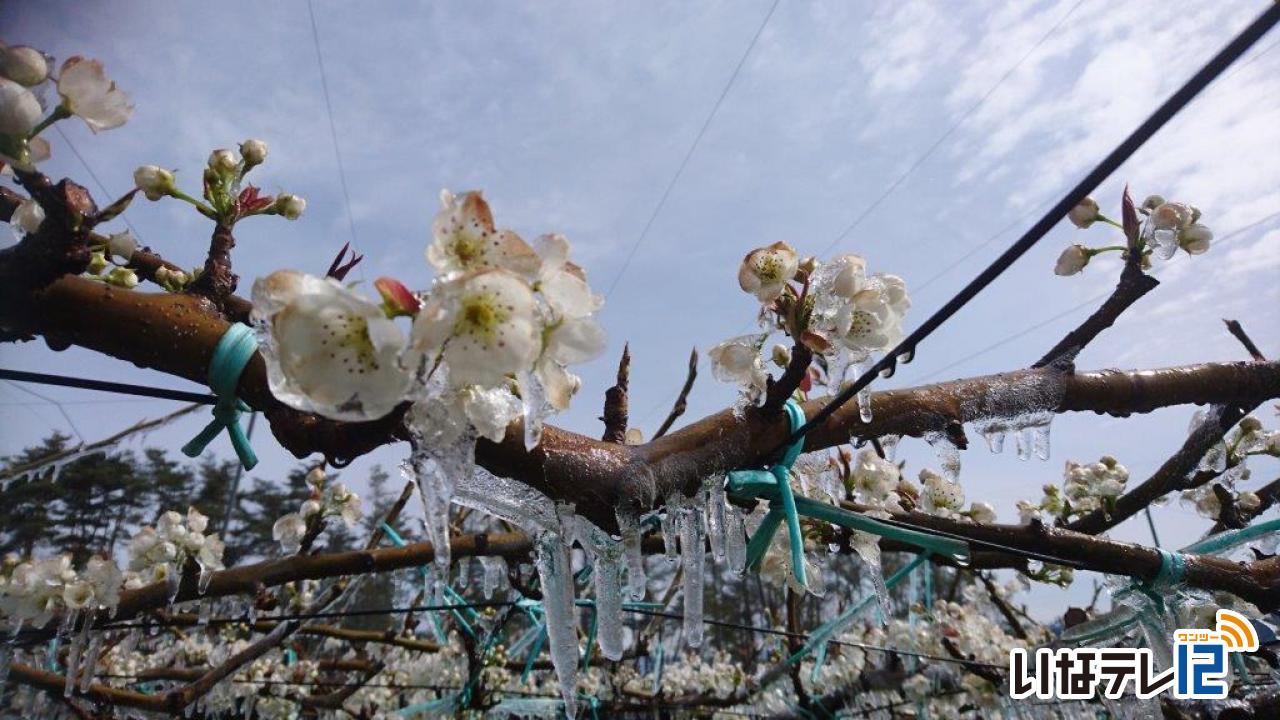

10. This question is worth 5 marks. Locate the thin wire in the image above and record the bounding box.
[911,210,1280,383]
[784,4,1280,449]
[306,0,362,277]
[817,0,1089,256]
[603,0,780,299]
[0,369,217,405]
[52,125,142,239]
[2,379,84,443]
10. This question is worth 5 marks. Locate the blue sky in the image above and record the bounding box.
[2,0,1278,618]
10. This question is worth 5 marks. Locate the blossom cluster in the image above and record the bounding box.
[1017,455,1129,524]
[712,244,909,403]
[1056,191,1213,276]
[0,552,122,627]
[1180,409,1278,519]
[124,507,226,590]
[253,190,606,447]
[1,43,131,172]
[271,468,364,554]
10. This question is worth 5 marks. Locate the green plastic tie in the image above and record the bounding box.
[736,400,809,587]
[181,322,258,469]
[1181,517,1280,556]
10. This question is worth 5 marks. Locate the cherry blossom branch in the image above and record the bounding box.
[1225,318,1265,362]
[1211,476,1280,534]
[1034,259,1158,368]
[157,610,442,653]
[763,342,813,413]
[601,343,631,443]
[977,572,1029,641]
[652,347,698,439]
[6,663,169,714]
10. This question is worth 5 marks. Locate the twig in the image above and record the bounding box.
[977,572,1029,640]
[601,343,631,443]
[185,222,240,310]
[1224,319,1266,361]
[653,348,698,439]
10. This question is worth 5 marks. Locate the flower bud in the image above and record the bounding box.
[107,230,137,261]
[275,193,306,220]
[624,427,644,445]
[11,198,44,234]
[105,267,139,288]
[374,277,420,316]
[770,343,791,368]
[1179,223,1212,255]
[0,46,49,87]
[133,165,175,201]
[207,148,239,176]
[239,138,268,167]
[87,250,109,275]
[1237,491,1261,511]
[1054,244,1089,276]
[1140,194,1165,213]
[1239,416,1262,433]
[0,77,43,135]
[1067,197,1099,229]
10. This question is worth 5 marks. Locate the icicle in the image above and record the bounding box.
[879,434,900,461]
[923,431,961,483]
[63,611,92,697]
[1032,420,1052,461]
[1015,428,1032,461]
[480,556,506,599]
[455,557,471,588]
[197,562,214,595]
[725,506,748,574]
[858,385,873,423]
[532,532,579,718]
[519,370,549,451]
[118,628,139,659]
[705,479,727,560]
[852,536,890,624]
[984,428,1006,454]
[165,566,182,605]
[659,511,678,564]
[197,599,212,626]
[677,503,706,648]
[574,519,626,663]
[78,632,103,693]
[616,510,647,600]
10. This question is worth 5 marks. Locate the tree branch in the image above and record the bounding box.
[1036,262,1159,368]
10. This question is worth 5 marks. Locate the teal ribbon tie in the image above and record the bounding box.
[182,322,259,469]
[728,400,969,591]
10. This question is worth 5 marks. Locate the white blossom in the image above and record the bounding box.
[968,501,997,525]
[272,514,307,554]
[0,45,48,86]
[252,270,412,422]
[427,190,539,279]
[240,138,268,166]
[737,241,799,303]
[207,148,239,176]
[108,230,137,260]
[921,468,964,515]
[709,334,768,398]
[1180,223,1212,255]
[274,193,306,220]
[0,76,42,136]
[57,56,133,132]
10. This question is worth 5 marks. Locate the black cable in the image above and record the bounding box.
[782,3,1280,450]
[0,369,217,405]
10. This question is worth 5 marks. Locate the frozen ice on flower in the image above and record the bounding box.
[920,468,964,516]
[252,269,412,422]
[10,197,43,234]
[709,333,769,400]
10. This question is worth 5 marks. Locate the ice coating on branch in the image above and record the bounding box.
[533,531,579,718]
[404,431,475,589]
[659,511,679,564]
[453,467,558,535]
[616,509,648,600]
[573,518,625,661]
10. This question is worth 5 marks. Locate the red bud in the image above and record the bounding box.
[375,277,419,316]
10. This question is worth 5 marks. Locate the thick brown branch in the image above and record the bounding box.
[601,343,631,443]
[652,347,698,439]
